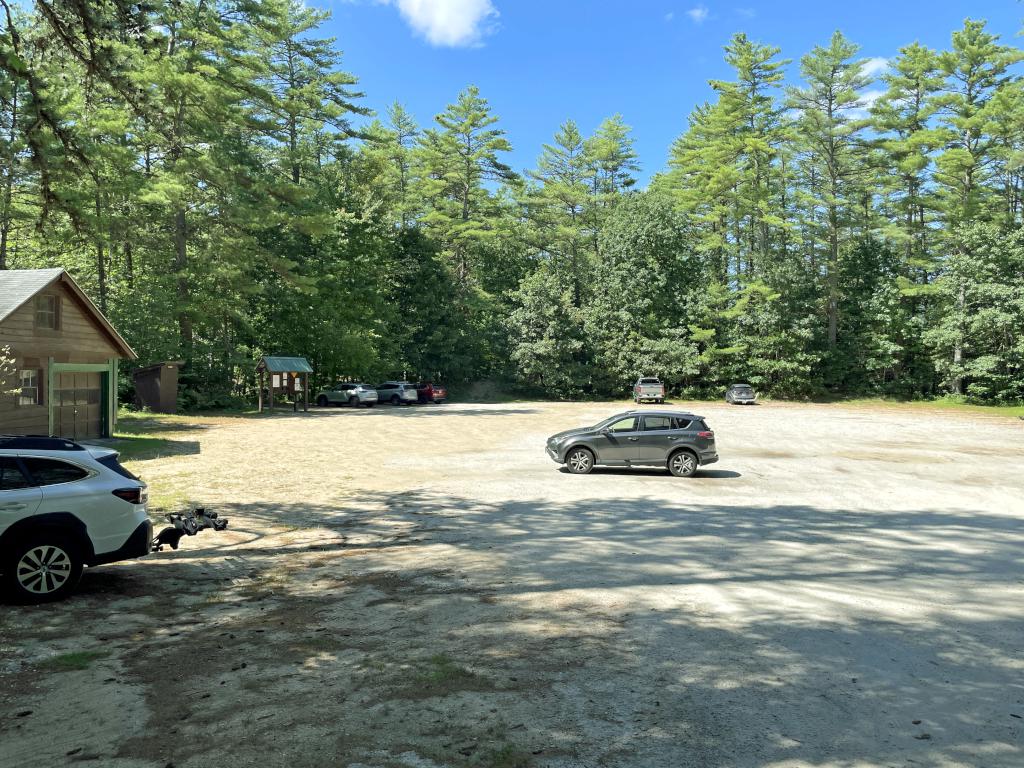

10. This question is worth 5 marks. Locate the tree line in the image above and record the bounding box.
[1,3,1022,405]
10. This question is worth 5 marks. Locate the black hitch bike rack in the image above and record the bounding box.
[152,507,229,552]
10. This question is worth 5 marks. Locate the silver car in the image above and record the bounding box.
[315,382,378,408]
[725,383,756,405]
[375,381,418,405]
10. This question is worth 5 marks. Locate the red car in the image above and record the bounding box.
[416,382,447,404]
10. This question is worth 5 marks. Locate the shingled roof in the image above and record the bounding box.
[0,268,136,358]
[0,268,64,323]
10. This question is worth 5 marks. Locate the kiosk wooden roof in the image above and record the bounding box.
[256,355,312,412]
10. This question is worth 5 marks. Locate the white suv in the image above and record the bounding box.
[0,436,151,603]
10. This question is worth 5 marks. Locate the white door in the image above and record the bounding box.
[0,457,42,538]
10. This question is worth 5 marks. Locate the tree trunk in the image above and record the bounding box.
[951,283,965,395]
[0,82,17,270]
[124,239,134,286]
[827,202,839,349]
[95,192,107,313]
[174,208,192,361]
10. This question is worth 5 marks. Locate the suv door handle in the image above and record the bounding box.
[627,437,639,441]
[666,436,677,441]
[0,502,27,511]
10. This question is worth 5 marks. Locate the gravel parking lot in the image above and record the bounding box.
[2,400,1023,768]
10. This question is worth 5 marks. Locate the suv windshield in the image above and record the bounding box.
[640,378,660,384]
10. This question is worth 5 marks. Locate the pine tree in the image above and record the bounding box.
[417,85,518,284]
[523,119,593,303]
[931,19,1023,393]
[933,19,1023,227]
[262,0,367,185]
[787,31,872,359]
[361,102,424,230]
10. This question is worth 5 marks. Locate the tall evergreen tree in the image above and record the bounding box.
[787,31,872,361]
[417,85,518,284]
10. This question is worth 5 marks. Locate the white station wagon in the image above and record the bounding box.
[0,435,150,602]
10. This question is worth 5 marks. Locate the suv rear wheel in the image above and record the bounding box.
[565,447,594,475]
[2,533,84,603]
[316,395,329,407]
[668,450,698,478]
[348,396,359,408]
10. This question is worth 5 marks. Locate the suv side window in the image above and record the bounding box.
[607,417,638,433]
[0,457,31,491]
[642,416,673,431]
[21,458,89,486]
[671,417,692,430]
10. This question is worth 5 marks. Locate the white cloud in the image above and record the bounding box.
[845,89,886,120]
[861,56,890,80]
[665,11,675,21]
[859,88,886,109]
[686,5,709,23]
[387,0,498,47]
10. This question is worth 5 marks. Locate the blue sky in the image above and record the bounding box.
[323,1,1024,184]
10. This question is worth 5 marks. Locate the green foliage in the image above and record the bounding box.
[924,223,1024,401]
[506,265,590,398]
[587,192,703,392]
[0,9,1022,405]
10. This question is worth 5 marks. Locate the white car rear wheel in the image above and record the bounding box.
[4,534,83,603]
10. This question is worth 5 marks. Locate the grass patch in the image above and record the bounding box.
[39,650,108,672]
[108,411,205,462]
[477,745,533,768]
[414,654,481,692]
[839,396,1024,418]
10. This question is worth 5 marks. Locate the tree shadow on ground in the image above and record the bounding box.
[2,494,1021,767]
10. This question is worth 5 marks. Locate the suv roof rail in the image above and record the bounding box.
[0,435,85,451]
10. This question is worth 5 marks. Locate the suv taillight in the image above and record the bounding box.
[112,487,145,504]
[698,431,714,439]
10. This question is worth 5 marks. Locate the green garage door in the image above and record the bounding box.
[53,371,104,440]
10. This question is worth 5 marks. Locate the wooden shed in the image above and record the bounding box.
[256,355,313,412]
[132,360,184,413]
[0,268,137,439]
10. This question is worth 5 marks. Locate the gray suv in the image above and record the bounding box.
[546,411,718,477]
[376,381,418,405]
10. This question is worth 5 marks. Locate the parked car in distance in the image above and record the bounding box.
[315,382,378,408]
[633,376,665,404]
[546,411,718,477]
[417,382,447,404]
[725,383,757,405]
[0,435,151,603]
[376,381,419,405]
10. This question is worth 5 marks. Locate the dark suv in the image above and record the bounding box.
[546,411,718,477]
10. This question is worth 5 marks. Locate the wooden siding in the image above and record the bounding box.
[0,281,118,434]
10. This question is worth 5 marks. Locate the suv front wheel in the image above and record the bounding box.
[565,447,595,475]
[2,533,84,603]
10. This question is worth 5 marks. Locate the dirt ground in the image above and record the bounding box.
[2,400,1023,768]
